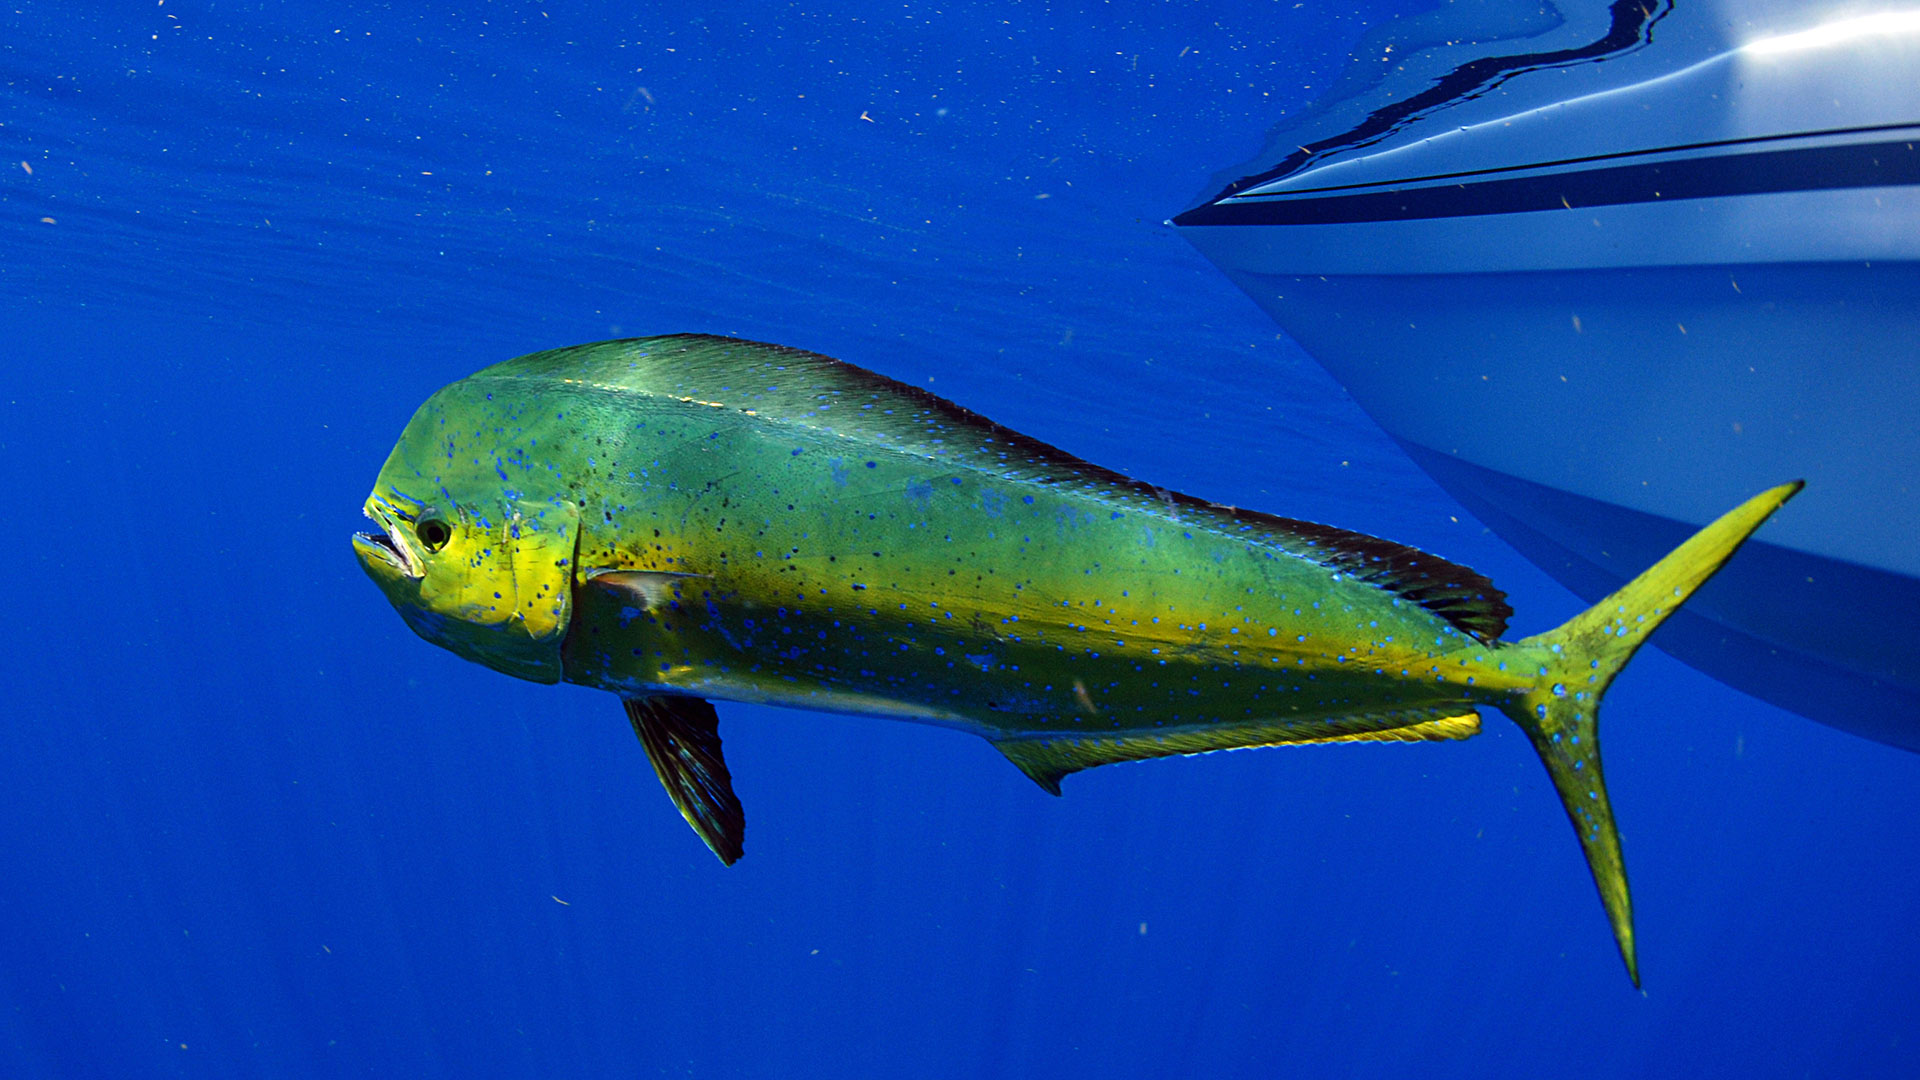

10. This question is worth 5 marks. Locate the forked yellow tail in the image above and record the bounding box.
[1496,481,1804,986]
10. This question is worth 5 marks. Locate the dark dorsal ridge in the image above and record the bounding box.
[1263,517,1513,643]
[527,334,1514,644]
[657,335,1513,643]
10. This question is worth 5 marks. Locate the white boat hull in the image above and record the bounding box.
[1174,1,1920,749]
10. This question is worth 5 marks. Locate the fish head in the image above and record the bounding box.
[352,379,580,684]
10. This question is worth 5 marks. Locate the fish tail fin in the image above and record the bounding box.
[1495,481,1803,986]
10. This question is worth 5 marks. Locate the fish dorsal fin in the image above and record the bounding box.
[996,709,1481,794]
[1257,518,1512,643]
[482,335,1510,642]
[624,696,744,865]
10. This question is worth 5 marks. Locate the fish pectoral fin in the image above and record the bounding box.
[624,696,744,865]
[993,709,1481,794]
[583,569,711,610]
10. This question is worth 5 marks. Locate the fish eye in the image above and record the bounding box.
[415,516,453,552]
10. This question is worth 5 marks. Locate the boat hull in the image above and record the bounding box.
[1181,247,1920,749]
[1173,0,1920,749]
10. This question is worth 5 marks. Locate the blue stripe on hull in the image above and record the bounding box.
[1176,137,1920,227]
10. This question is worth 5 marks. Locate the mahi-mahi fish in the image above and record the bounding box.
[352,334,1800,985]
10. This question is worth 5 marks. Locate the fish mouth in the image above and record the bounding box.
[352,505,423,579]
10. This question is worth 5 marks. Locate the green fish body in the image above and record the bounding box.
[354,334,1800,985]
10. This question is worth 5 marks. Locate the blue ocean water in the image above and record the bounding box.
[4,2,1918,1076]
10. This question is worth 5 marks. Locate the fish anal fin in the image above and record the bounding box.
[624,696,744,865]
[994,709,1480,792]
[1000,752,1067,796]
[1311,712,1482,744]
